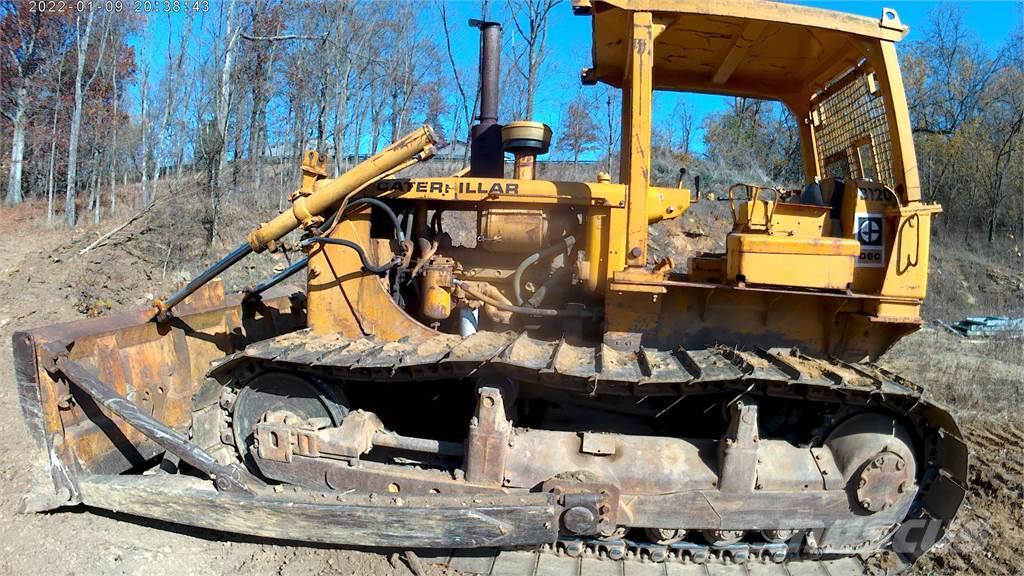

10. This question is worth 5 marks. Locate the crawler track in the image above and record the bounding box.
[212,329,969,573]
[445,537,875,575]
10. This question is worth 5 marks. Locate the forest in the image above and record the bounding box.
[0,0,1021,252]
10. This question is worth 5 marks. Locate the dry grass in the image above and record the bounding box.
[880,328,1024,418]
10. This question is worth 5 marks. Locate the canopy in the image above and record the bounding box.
[575,0,908,99]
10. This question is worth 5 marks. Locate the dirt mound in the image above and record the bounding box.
[649,200,732,269]
[0,186,302,321]
[925,239,1024,321]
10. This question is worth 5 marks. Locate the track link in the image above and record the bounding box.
[211,329,969,574]
[445,537,875,575]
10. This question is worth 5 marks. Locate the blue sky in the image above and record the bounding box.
[130,1,1022,158]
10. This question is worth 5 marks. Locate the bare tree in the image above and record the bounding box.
[671,99,694,157]
[904,6,1021,244]
[2,5,61,204]
[150,14,190,194]
[507,0,562,119]
[215,0,239,189]
[46,62,63,223]
[108,40,117,212]
[437,0,475,163]
[64,8,109,226]
[558,91,599,164]
[139,23,151,205]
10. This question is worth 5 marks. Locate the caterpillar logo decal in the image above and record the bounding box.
[375,179,520,195]
[855,213,885,268]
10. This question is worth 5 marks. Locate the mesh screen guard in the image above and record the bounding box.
[811,64,895,187]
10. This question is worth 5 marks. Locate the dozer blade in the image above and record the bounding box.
[11,280,304,512]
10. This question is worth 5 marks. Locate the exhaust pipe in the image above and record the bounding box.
[469,19,503,178]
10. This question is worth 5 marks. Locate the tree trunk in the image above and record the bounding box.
[153,91,171,188]
[352,94,366,168]
[140,58,150,205]
[65,10,97,227]
[526,50,537,119]
[5,86,27,205]
[231,107,242,195]
[110,60,118,213]
[175,128,185,181]
[249,72,266,189]
[331,54,353,177]
[215,0,239,189]
[46,63,64,224]
[92,148,101,224]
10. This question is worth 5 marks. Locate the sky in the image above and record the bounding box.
[129,0,1022,158]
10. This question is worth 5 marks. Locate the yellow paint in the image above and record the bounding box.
[727,234,860,290]
[584,209,609,293]
[621,11,657,267]
[247,2,937,358]
[284,2,935,360]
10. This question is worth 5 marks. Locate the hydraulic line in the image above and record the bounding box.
[242,199,405,299]
[153,126,436,320]
[156,243,253,318]
[455,279,592,318]
[526,267,568,308]
[340,197,405,241]
[300,237,402,275]
[512,236,576,305]
[243,257,309,301]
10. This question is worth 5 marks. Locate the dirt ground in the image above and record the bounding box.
[0,200,1020,575]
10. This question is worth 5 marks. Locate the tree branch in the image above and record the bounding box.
[240,31,329,43]
[912,127,955,136]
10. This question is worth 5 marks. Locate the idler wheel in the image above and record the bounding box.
[231,372,348,473]
[825,413,917,516]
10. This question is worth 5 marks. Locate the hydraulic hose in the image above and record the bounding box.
[455,279,593,318]
[331,197,405,242]
[526,267,568,308]
[242,198,404,299]
[154,126,435,321]
[300,237,402,275]
[243,257,309,301]
[512,235,576,305]
[156,243,253,319]
[247,125,436,253]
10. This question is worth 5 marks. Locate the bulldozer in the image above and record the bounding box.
[13,1,967,574]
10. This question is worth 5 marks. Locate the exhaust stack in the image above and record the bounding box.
[469,19,503,178]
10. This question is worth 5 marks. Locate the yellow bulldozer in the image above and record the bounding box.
[13,1,966,574]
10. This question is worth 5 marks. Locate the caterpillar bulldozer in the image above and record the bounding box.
[13,1,967,574]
